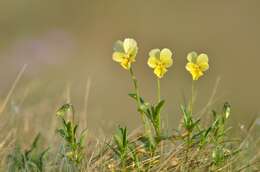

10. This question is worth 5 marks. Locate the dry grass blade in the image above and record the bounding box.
[0,64,27,115]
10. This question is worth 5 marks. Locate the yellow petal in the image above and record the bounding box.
[197,53,208,64]
[191,69,203,80]
[160,48,173,68]
[197,53,209,71]
[187,51,198,62]
[120,58,131,70]
[112,52,125,62]
[154,67,167,78]
[149,49,160,58]
[199,62,209,71]
[123,38,137,54]
[129,51,137,62]
[186,63,204,80]
[147,56,159,68]
[185,62,195,72]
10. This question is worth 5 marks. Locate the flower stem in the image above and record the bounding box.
[190,80,195,115]
[129,67,141,106]
[157,78,161,103]
[129,67,148,132]
[156,78,161,137]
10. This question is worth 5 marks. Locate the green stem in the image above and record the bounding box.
[157,78,161,103]
[121,156,126,172]
[71,105,75,124]
[129,67,141,107]
[190,80,195,115]
[129,67,148,131]
[190,80,201,133]
[156,78,161,137]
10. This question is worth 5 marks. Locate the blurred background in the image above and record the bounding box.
[0,0,259,136]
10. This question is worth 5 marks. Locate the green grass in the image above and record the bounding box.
[0,41,259,171]
[0,73,258,172]
[2,100,259,172]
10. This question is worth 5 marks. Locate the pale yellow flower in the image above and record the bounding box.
[147,48,173,78]
[185,51,209,80]
[112,38,138,70]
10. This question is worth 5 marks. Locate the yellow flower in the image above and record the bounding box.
[112,38,138,70]
[147,48,173,78]
[185,51,209,80]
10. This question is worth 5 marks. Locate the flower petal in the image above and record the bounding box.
[120,59,131,70]
[113,40,124,52]
[197,53,208,64]
[186,63,204,80]
[191,70,203,80]
[123,38,137,54]
[149,49,160,58]
[199,62,209,71]
[147,56,159,68]
[185,62,194,72]
[154,67,167,78]
[112,52,125,62]
[160,48,173,68]
[197,53,209,71]
[129,51,137,62]
[187,51,198,62]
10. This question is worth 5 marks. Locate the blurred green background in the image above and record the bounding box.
[0,0,259,134]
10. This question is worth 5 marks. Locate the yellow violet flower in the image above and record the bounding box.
[147,48,173,78]
[112,38,138,70]
[185,51,209,80]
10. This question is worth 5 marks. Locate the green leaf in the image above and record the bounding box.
[57,129,66,138]
[155,100,165,115]
[192,119,201,129]
[78,129,88,146]
[128,93,145,104]
[73,124,78,135]
[25,133,41,158]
